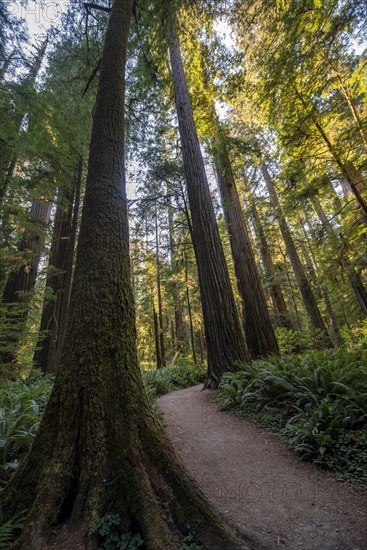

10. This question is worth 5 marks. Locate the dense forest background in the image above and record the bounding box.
[1,0,367,382]
[1,0,367,547]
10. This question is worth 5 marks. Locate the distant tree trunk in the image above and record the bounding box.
[155,206,166,368]
[0,49,15,82]
[3,2,252,547]
[299,219,343,347]
[153,302,162,369]
[249,196,293,330]
[292,83,367,224]
[33,190,74,372]
[212,123,278,358]
[168,23,249,387]
[167,195,185,348]
[185,258,197,365]
[0,199,52,365]
[34,158,83,373]
[0,38,48,200]
[53,158,82,370]
[261,161,332,347]
[310,194,367,316]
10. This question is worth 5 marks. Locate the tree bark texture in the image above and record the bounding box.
[1,199,52,365]
[3,3,257,549]
[212,126,278,358]
[168,23,249,387]
[33,158,83,373]
[261,162,332,347]
[249,198,293,330]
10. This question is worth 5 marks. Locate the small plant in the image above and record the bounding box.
[177,533,204,549]
[89,514,143,550]
[0,506,27,548]
[218,348,367,481]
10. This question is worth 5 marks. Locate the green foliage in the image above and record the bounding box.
[89,514,143,550]
[218,349,367,481]
[0,371,53,486]
[0,362,205,486]
[143,361,206,400]
[0,506,27,548]
[177,533,204,550]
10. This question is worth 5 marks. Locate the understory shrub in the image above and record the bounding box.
[218,348,367,482]
[0,361,206,487]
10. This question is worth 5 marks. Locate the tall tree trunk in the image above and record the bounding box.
[154,206,166,368]
[212,123,278,358]
[33,189,74,372]
[167,195,185,348]
[168,22,249,387]
[261,161,332,346]
[34,158,83,373]
[185,258,197,365]
[3,4,253,548]
[0,49,15,82]
[153,302,162,369]
[249,195,293,330]
[0,199,52,365]
[53,158,83,370]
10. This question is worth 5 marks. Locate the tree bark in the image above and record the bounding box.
[185,257,197,365]
[212,124,278,358]
[167,195,185,348]
[168,23,249,387]
[3,3,255,548]
[248,195,293,330]
[0,199,52,365]
[33,188,74,373]
[261,161,332,346]
[154,206,166,368]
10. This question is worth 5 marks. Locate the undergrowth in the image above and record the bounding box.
[0,362,206,487]
[218,348,367,483]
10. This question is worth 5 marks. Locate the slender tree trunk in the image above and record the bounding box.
[0,49,15,82]
[310,194,367,316]
[249,196,293,330]
[167,195,185,348]
[168,23,249,387]
[0,39,48,200]
[53,157,83,370]
[185,258,197,365]
[33,187,74,372]
[155,206,166,368]
[0,199,52,365]
[4,2,254,548]
[261,161,332,346]
[153,302,162,369]
[212,124,278,358]
[292,83,367,224]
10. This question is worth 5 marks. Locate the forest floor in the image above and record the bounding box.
[157,385,367,550]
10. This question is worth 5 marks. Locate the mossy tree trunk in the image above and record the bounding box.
[168,22,249,387]
[212,124,278,358]
[261,161,332,347]
[3,3,256,549]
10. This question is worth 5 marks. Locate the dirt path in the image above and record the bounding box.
[157,385,367,550]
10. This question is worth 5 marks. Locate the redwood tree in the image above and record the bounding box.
[3,2,254,549]
[168,21,249,387]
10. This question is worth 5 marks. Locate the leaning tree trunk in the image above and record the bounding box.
[261,161,332,347]
[0,199,52,365]
[212,123,278,358]
[248,196,293,330]
[168,22,249,387]
[310,193,367,316]
[3,3,257,549]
